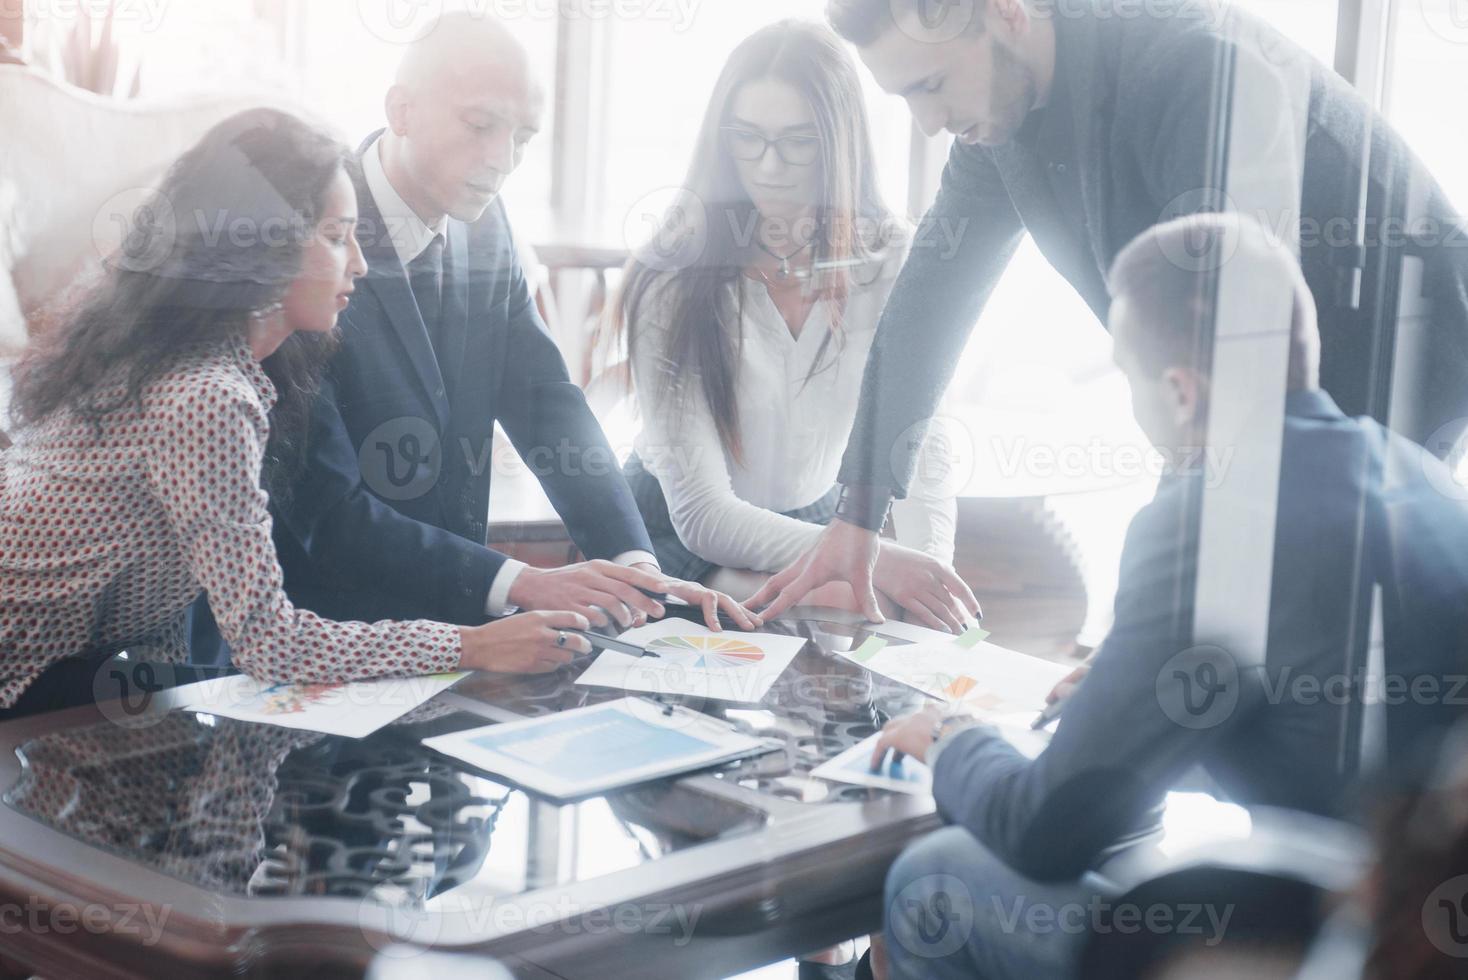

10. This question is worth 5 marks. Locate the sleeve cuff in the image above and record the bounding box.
[929,723,1001,819]
[925,719,986,774]
[614,550,660,570]
[485,559,528,617]
[836,485,895,533]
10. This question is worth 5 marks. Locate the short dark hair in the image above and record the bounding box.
[827,0,989,46]
[1108,212,1318,384]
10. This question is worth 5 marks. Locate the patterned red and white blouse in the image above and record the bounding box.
[0,334,462,709]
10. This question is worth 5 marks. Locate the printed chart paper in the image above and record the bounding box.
[575,619,806,703]
[863,619,987,646]
[176,672,467,738]
[422,697,774,799]
[841,627,1069,721]
[812,733,933,796]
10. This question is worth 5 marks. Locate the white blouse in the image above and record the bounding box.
[630,237,958,574]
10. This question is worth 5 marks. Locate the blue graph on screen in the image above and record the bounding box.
[840,749,929,785]
[470,709,718,784]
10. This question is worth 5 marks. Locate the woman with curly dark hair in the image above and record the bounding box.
[0,108,591,719]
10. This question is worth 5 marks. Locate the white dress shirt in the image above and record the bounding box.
[630,235,958,574]
[362,138,657,616]
[361,135,449,268]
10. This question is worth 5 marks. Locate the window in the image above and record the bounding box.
[1383,0,1468,485]
[1384,1,1468,211]
[23,0,286,96]
[22,1,562,240]
[1233,0,1339,65]
[595,1,915,246]
[291,2,559,238]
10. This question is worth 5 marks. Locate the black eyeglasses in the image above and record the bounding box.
[720,126,821,167]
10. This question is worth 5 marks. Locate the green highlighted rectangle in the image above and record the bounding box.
[850,637,888,663]
[954,627,990,649]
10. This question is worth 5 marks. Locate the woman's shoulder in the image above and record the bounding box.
[142,337,273,431]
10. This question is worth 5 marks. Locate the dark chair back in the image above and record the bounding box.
[1077,809,1369,980]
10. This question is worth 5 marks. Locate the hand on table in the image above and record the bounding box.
[459,611,593,674]
[636,564,763,632]
[507,559,667,629]
[870,704,946,768]
[507,559,759,632]
[1045,660,1093,706]
[749,521,980,633]
[749,520,884,622]
[871,541,981,634]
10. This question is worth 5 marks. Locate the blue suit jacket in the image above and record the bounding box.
[210,134,652,636]
[931,391,1468,881]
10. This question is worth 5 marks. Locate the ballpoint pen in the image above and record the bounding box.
[1030,698,1066,730]
[1032,672,1088,729]
[567,629,660,658]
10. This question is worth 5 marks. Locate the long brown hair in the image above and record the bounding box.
[612,20,898,465]
[11,108,351,505]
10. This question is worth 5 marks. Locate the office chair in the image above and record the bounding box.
[1075,808,1369,980]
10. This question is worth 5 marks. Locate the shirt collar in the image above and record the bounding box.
[1285,388,1345,421]
[362,135,450,268]
[229,332,278,412]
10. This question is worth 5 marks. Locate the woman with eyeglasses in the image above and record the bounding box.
[613,20,961,634]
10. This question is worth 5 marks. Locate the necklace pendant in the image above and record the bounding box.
[777,258,790,280]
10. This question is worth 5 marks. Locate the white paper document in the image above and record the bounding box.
[175,672,467,738]
[840,627,1069,721]
[422,697,775,799]
[812,733,934,796]
[574,618,806,704]
[861,619,981,646]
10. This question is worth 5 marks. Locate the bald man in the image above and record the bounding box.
[191,14,751,660]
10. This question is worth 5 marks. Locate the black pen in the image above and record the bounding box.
[1030,699,1065,730]
[634,585,680,605]
[569,629,660,658]
[1032,673,1087,729]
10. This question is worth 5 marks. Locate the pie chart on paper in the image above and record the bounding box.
[646,635,768,669]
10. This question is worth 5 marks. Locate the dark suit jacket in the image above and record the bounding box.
[244,134,652,630]
[930,391,1468,882]
[841,0,1468,493]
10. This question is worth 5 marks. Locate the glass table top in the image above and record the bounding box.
[3,613,939,912]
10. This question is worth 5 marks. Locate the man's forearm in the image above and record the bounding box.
[837,145,1026,496]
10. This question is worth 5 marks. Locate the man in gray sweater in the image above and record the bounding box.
[753,0,1468,626]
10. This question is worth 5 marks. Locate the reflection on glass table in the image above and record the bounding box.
[4,613,937,917]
